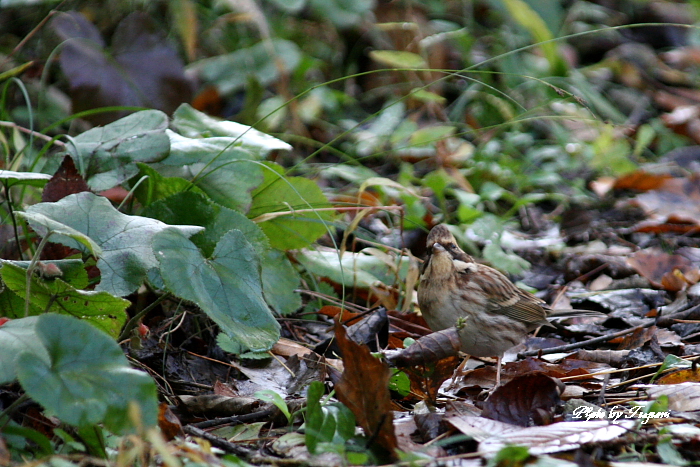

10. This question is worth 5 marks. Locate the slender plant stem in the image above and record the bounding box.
[0,394,29,429]
[3,181,23,260]
[24,232,53,317]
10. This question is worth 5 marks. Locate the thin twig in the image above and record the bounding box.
[251,205,404,223]
[183,425,254,458]
[1,8,61,66]
[295,289,368,314]
[559,353,700,382]
[0,121,66,147]
[3,181,24,260]
[519,323,652,357]
[190,408,276,430]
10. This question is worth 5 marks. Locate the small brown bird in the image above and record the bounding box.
[417,224,597,386]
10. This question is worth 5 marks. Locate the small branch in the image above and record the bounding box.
[183,425,254,458]
[0,121,66,147]
[2,8,61,67]
[24,232,53,317]
[3,181,24,260]
[518,323,652,357]
[656,303,700,327]
[190,408,276,429]
[251,205,403,223]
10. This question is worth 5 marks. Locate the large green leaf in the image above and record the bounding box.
[67,109,170,191]
[11,314,157,433]
[248,163,333,250]
[156,130,264,212]
[16,211,102,257]
[133,163,205,207]
[0,170,51,188]
[143,192,301,314]
[172,104,292,154]
[153,228,280,353]
[0,316,45,384]
[0,262,128,338]
[260,249,301,315]
[22,192,203,297]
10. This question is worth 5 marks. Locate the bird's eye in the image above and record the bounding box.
[447,242,457,249]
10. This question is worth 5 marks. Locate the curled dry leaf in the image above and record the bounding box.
[387,327,461,402]
[481,373,565,427]
[158,403,183,441]
[388,327,461,368]
[333,320,399,460]
[575,349,631,366]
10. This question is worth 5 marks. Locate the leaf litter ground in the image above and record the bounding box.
[119,168,700,465]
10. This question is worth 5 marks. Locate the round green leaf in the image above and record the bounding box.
[23,192,203,296]
[153,228,280,353]
[15,314,157,433]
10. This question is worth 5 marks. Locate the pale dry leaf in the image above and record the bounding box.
[644,382,700,411]
[447,416,634,456]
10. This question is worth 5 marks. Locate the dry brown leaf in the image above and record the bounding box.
[631,175,700,227]
[158,402,183,440]
[616,325,657,350]
[333,320,399,460]
[214,380,239,397]
[389,327,461,368]
[42,155,90,203]
[627,248,699,292]
[481,373,564,427]
[272,338,314,358]
[657,368,700,384]
[613,171,673,191]
[504,357,610,380]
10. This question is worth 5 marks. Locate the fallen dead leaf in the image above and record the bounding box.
[627,248,699,292]
[645,382,700,411]
[334,320,399,460]
[481,373,564,427]
[158,402,183,440]
[446,416,635,456]
[657,368,700,384]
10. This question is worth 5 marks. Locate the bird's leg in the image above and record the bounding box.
[495,357,502,387]
[447,354,471,389]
